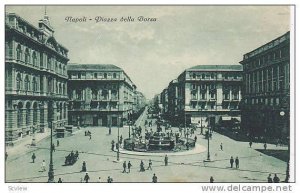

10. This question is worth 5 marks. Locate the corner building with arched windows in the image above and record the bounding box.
[67,64,136,127]
[5,13,69,145]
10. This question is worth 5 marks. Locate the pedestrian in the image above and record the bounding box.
[194,135,197,143]
[84,172,90,183]
[85,131,87,136]
[273,174,280,183]
[89,133,92,140]
[147,159,152,170]
[82,161,87,172]
[52,143,55,152]
[210,176,214,183]
[264,143,267,150]
[98,177,101,182]
[32,153,36,163]
[5,152,8,162]
[41,160,46,172]
[220,143,223,151]
[57,140,60,147]
[152,173,158,183]
[109,127,112,135]
[230,156,234,168]
[140,160,145,172]
[120,135,123,146]
[249,141,252,148]
[235,157,239,169]
[267,174,273,183]
[111,140,115,151]
[58,178,63,183]
[164,154,168,166]
[122,161,127,173]
[107,176,113,183]
[127,161,132,173]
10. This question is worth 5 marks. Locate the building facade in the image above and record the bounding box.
[240,32,290,140]
[161,65,243,127]
[67,64,137,127]
[5,13,69,145]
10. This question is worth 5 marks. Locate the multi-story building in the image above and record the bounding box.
[67,64,136,127]
[5,13,69,145]
[166,79,179,125]
[165,65,243,127]
[240,32,290,139]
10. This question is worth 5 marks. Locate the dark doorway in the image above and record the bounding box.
[93,115,98,126]
[112,117,117,126]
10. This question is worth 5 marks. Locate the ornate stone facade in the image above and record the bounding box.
[5,13,69,145]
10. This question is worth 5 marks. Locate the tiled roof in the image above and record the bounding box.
[187,64,243,71]
[67,63,123,71]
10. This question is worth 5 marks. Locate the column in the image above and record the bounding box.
[21,108,27,136]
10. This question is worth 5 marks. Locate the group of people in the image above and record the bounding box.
[229,156,240,169]
[267,174,281,183]
[84,130,92,140]
[81,173,113,183]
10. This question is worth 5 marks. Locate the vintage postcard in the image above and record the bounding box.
[4,4,294,188]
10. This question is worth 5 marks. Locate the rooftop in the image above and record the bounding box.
[67,63,123,71]
[187,64,243,72]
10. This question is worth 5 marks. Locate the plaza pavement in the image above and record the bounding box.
[5,109,288,183]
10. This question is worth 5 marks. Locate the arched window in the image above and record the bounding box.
[16,73,22,90]
[32,77,37,92]
[58,84,62,94]
[32,51,37,66]
[24,75,30,91]
[113,73,117,79]
[16,44,22,60]
[7,41,13,57]
[47,56,52,70]
[59,63,62,74]
[25,48,30,64]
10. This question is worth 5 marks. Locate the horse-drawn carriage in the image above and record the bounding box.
[64,151,79,165]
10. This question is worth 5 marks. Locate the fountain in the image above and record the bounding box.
[123,118,196,153]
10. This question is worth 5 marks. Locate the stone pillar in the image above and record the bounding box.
[39,103,47,132]
[21,108,27,136]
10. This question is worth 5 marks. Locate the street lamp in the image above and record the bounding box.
[205,115,211,162]
[280,110,290,183]
[128,113,131,139]
[31,125,36,146]
[117,116,121,161]
[48,119,54,182]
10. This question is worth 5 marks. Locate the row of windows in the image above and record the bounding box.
[6,16,68,57]
[244,97,281,106]
[245,65,287,93]
[69,72,120,79]
[245,47,289,70]
[189,72,241,80]
[15,73,66,95]
[6,41,67,76]
[190,92,239,100]
[191,83,240,91]
[189,102,239,110]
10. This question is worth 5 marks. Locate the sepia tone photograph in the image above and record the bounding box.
[4,5,293,184]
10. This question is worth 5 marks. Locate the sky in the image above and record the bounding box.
[6,5,291,99]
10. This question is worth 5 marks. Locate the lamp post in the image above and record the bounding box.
[117,116,121,161]
[128,113,131,139]
[31,125,36,146]
[205,115,211,162]
[280,110,290,182]
[48,120,54,182]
